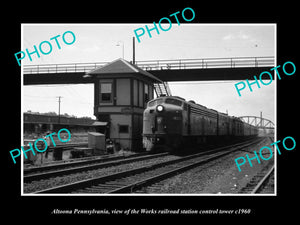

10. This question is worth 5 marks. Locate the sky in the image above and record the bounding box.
[22,24,276,122]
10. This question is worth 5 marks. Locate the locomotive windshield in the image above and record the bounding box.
[165,98,182,106]
[148,98,164,107]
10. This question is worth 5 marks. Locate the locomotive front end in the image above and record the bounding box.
[143,97,184,152]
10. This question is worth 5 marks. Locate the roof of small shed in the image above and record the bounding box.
[87,58,163,83]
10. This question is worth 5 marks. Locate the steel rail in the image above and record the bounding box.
[251,165,274,194]
[34,138,263,194]
[108,138,264,193]
[24,152,168,183]
[108,150,240,193]
[24,152,147,175]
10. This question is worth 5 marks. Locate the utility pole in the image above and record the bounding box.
[56,96,63,124]
[133,36,135,64]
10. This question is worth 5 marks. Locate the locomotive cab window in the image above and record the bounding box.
[165,98,182,106]
[183,103,187,110]
[148,98,164,107]
[144,84,149,104]
[148,100,156,107]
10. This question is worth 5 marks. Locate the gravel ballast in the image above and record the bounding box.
[145,137,275,194]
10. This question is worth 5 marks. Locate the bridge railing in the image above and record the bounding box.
[23,56,275,74]
[136,56,274,70]
[23,62,108,74]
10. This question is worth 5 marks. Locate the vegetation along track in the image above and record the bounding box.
[34,137,263,194]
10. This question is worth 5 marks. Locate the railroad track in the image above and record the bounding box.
[24,150,145,175]
[24,152,168,183]
[252,166,274,194]
[34,138,263,194]
[239,164,275,194]
[268,136,275,144]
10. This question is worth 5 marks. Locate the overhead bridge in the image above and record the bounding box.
[238,116,274,129]
[23,56,274,85]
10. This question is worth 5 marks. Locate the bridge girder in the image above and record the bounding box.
[238,116,274,129]
[23,56,275,85]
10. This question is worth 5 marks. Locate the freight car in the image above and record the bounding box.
[142,96,258,152]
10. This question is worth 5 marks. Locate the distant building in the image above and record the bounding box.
[23,112,97,134]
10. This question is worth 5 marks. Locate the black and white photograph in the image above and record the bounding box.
[3,3,298,220]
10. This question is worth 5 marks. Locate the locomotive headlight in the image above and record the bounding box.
[156,105,164,112]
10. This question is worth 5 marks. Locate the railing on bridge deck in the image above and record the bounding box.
[23,62,107,74]
[23,56,275,74]
[136,56,274,71]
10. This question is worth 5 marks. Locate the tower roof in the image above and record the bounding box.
[87,58,162,83]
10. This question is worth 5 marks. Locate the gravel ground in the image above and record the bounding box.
[24,137,275,194]
[24,151,136,173]
[145,137,275,194]
[23,154,180,193]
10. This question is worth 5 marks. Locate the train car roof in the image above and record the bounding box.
[154,96,219,114]
[186,99,218,113]
[151,97,257,127]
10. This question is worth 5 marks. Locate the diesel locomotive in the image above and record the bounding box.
[142,96,258,151]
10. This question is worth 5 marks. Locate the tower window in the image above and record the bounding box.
[100,82,112,102]
[119,125,129,133]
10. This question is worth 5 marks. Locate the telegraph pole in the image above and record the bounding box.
[133,36,135,64]
[56,96,63,124]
